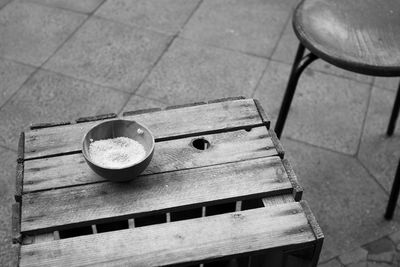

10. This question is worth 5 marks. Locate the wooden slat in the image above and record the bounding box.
[76,113,117,123]
[24,127,278,192]
[20,202,316,267]
[30,121,71,130]
[15,132,25,202]
[282,159,303,201]
[12,203,21,244]
[15,162,23,202]
[253,99,271,129]
[24,99,264,160]
[165,101,207,110]
[21,157,292,234]
[269,129,284,158]
[262,194,294,207]
[300,201,324,266]
[17,132,25,163]
[11,244,21,267]
[122,107,162,116]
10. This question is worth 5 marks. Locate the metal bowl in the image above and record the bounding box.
[82,119,155,182]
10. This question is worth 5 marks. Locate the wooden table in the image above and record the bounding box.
[12,97,323,267]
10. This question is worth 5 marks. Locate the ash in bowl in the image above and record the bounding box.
[89,137,146,169]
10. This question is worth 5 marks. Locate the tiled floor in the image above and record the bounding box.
[0,0,399,266]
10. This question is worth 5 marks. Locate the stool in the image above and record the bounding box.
[275,0,400,139]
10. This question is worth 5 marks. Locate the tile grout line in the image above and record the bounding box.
[19,0,89,15]
[356,156,392,196]
[118,0,205,114]
[91,14,172,37]
[178,35,270,61]
[116,95,167,116]
[270,58,373,86]
[0,0,107,112]
[354,79,375,157]
[176,0,204,36]
[35,67,132,95]
[133,94,170,106]
[0,143,16,152]
[250,11,292,98]
[117,33,179,115]
[284,136,358,158]
[0,0,13,11]
[270,58,374,86]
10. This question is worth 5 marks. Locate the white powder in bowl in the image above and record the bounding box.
[89,137,146,168]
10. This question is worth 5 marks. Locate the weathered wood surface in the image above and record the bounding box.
[282,158,303,201]
[12,203,21,244]
[21,156,292,234]
[262,194,294,207]
[24,99,266,160]
[14,162,23,202]
[300,201,324,266]
[24,127,278,192]
[20,202,316,267]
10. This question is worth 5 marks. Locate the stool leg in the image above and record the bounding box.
[387,81,400,136]
[275,43,318,139]
[385,160,400,220]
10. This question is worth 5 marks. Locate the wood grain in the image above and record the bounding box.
[14,162,23,202]
[24,99,264,160]
[262,194,294,207]
[254,99,271,129]
[12,203,21,244]
[17,132,24,163]
[21,157,292,234]
[20,202,316,267]
[24,127,278,192]
[282,158,303,201]
[294,0,400,76]
[76,113,117,123]
[269,129,284,158]
[300,200,324,266]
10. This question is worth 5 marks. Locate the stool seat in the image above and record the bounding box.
[294,0,400,76]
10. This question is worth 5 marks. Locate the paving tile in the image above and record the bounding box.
[0,58,36,107]
[271,22,373,84]
[366,262,392,267]
[389,231,400,244]
[0,148,17,267]
[367,252,395,264]
[0,1,87,66]
[319,258,343,267]
[348,262,367,267]
[358,87,400,191]
[281,138,400,262]
[121,95,166,114]
[137,38,267,105]
[95,0,200,34]
[254,61,370,154]
[373,77,399,92]
[253,61,292,125]
[284,69,370,154]
[339,247,368,265]
[181,0,293,57]
[364,237,395,255]
[0,0,10,9]
[0,70,128,148]
[24,0,104,13]
[44,17,171,93]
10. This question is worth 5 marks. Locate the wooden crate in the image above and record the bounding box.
[12,97,323,267]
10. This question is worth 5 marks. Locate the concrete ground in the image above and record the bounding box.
[0,0,399,266]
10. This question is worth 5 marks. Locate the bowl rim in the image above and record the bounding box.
[82,119,155,170]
